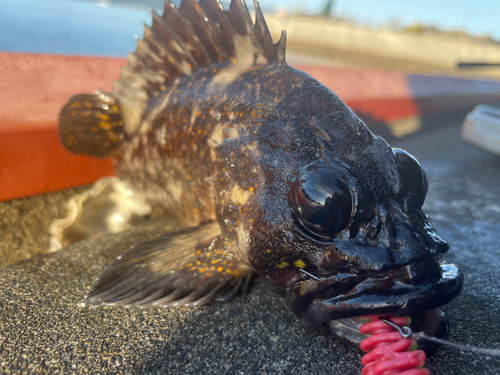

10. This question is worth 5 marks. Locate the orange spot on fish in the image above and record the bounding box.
[99,121,111,130]
[95,113,110,121]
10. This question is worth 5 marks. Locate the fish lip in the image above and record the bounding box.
[289,261,463,332]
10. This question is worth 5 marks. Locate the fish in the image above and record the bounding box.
[57,0,463,349]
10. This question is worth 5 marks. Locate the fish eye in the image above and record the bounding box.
[393,148,428,208]
[289,161,353,239]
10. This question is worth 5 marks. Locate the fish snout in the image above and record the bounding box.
[285,200,463,332]
[286,260,463,332]
[354,202,449,265]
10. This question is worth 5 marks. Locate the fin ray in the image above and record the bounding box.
[214,276,243,302]
[179,0,222,62]
[59,0,287,151]
[185,278,233,306]
[58,92,124,158]
[151,11,198,72]
[110,0,287,132]
[81,223,255,308]
[226,0,253,36]
[198,0,236,58]
[161,0,210,66]
[253,1,275,62]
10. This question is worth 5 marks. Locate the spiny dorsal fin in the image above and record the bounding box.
[114,0,286,132]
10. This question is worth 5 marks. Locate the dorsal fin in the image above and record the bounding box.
[114,0,286,132]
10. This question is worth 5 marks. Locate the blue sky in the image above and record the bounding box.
[256,0,500,40]
[1,0,498,57]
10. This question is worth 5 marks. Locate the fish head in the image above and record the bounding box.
[211,67,462,332]
[281,145,463,331]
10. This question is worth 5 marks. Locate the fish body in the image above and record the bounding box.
[58,0,462,346]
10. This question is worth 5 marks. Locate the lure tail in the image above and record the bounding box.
[58,91,124,158]
[360,316,429,375]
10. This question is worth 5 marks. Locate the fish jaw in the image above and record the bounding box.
[286,258,463,332]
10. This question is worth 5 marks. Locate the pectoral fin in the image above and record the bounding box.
[59,91,124,158]
[81,223,255,308]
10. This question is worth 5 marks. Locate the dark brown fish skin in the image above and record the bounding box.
[112,59,462,330]
[58,0,462,341]
[113,62,292,226]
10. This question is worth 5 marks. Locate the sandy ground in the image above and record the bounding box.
[0,187,88,266]
[1,115,500,374]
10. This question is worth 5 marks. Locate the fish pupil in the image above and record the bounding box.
[290,162,352,238]
[298,190,341,231]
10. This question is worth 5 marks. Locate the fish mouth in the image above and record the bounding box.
[286,259,463,332]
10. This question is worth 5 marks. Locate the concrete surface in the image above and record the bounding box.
[1,116,500,374]
[266,14,500,77]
